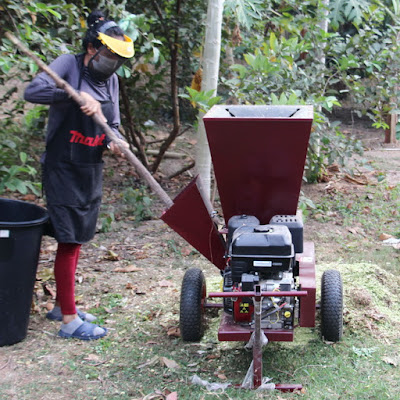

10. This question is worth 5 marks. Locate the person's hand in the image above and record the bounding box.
[108,139,129,158]
[80,91,107,123]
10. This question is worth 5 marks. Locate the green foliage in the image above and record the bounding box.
[24,105,48,134]
[1,1,86,82]
[97,185,153,232]
[122,186,153,223]
[224,0,264,30]
[98,208,115,233]
[222,27,364,181]
[330,0,371,29]
[1,0,400,196]
[179,88,222,114]
[0,108,42,196]
[0,151,40,195]
[330,8,400,127]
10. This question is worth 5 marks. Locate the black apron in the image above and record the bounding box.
[43,64,114,243]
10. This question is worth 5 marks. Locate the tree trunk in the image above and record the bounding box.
[151,0,182,174]
[318,0,329,65]
[195,0,224,199]
[118,77,149,168]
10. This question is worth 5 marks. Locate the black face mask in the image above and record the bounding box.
[88,46,126,81]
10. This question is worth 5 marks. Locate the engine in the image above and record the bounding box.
[223,214,303,330]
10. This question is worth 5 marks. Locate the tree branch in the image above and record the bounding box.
[118,76,149,168]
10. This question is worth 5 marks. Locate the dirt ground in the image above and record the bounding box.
[0,117,399,399]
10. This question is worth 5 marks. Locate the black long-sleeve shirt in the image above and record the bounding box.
[24,53,122,145]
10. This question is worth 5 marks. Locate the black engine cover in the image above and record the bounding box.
[230,224,294,282]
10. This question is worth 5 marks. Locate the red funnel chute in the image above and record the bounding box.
[161,105,313,268]
[203,105,313,224]
[161,176,226,270]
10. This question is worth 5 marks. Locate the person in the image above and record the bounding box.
[24,10,134,340]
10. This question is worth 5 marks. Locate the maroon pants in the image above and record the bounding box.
[54,243,81,315]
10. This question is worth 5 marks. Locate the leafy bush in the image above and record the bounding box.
[0,115,41,195]
[220,30,364,181]
[122,186,153,223]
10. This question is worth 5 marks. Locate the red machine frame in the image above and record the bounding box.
[161,105,324,390]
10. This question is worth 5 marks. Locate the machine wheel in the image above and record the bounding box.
[180,268,206,342]
[321,269,343,342]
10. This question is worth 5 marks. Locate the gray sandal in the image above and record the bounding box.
[58,318,107,340]
[46,306,97,322]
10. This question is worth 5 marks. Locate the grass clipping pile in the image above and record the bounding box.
[318,262,400,339]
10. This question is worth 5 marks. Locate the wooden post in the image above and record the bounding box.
[385,112,398,144]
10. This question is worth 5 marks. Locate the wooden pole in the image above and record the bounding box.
[385,112,398,144]
[5,31,173,208]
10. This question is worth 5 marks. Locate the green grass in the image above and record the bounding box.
[311,183,399,238]
[16,312,396,400]
[12,258,398,400]
[308,182,400,272]
[1,181,399,400]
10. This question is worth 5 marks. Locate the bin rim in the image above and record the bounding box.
[0,197,49,228]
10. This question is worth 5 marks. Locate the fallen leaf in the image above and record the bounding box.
[137,355,159,369]
[160,357,180,369]
[42,283,56,298]
[165,392,178,400]
[142,394,164,400]
[167,326,180,338]
[22,194,36,202]
[379,233,393,241]
[159,279,173,287]
[217,373,227,380]
[134,251,149,259]
[84,354,101,362]
[114,265,143,273]
[382,356,398,366]
[37,267,54,282]
[181,246,192,256]
[46,244,58,252]
[145,340,159,345]
[105,250,120,261]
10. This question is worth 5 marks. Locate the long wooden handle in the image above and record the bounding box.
[5,31,173,208]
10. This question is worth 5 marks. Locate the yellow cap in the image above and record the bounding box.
[98,32,134,58]
[284,311,291,318]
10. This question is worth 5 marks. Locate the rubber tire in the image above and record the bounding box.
[321,269,343,342]
[180,268,206,342]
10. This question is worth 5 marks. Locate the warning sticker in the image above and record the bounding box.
[0,230,10,238]
[240,302,250,313]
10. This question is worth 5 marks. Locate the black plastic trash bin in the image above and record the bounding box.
[0,198,48,346]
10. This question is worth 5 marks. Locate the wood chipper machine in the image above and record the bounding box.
[161,105,343,391]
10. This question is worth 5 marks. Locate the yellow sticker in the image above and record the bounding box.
[240,302,250,313]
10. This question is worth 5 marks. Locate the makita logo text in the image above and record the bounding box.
[70,130,105,147]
